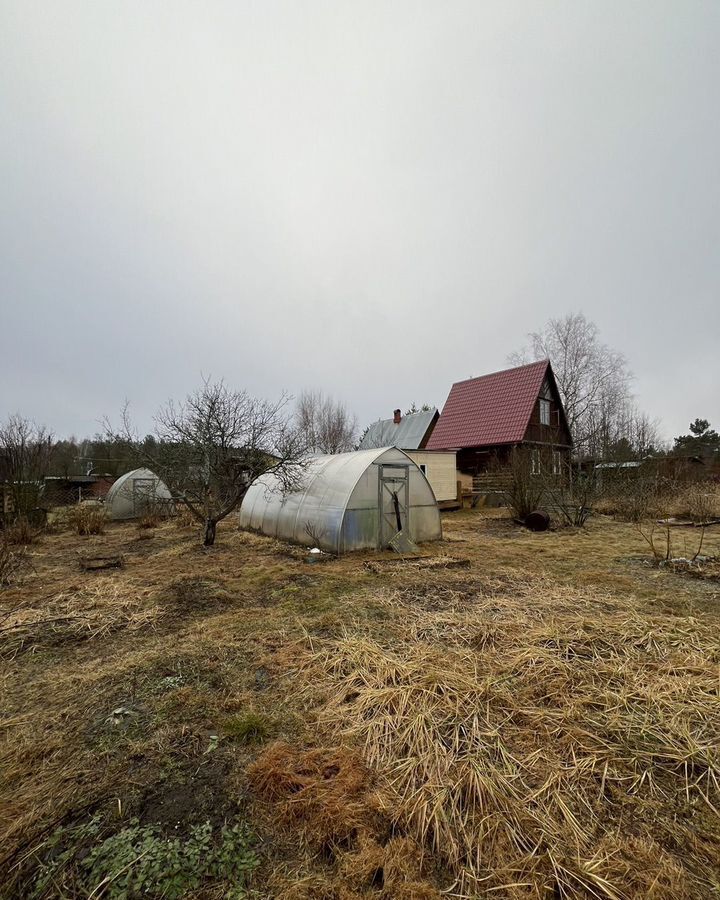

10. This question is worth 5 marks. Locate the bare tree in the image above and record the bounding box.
[539,457,598,527]
[296,390,357,454]
[107,379,308,546]
[509,313,633,458]
[0,414,55,524]
[502,448,544,521]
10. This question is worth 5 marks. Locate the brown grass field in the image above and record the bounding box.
[1,510,718,898]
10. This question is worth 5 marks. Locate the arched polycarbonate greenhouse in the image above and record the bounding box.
[238,447,442,554]
[106,467,174,520]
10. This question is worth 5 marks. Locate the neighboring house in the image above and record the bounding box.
[42,474,116,507]
[593,455,709,486]
[358,408,458,504]
[426,360,573,483]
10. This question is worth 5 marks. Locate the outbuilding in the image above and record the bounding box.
[105,467,173,520]
[357,408,459,506]
[238,447,442,554]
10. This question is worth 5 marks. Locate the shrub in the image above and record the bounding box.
[68,505,106,536]
[0,536,28,586]
[174,506,196,529]
[138,511,161,529]
[502,449,544,520]
[4,516,37,545]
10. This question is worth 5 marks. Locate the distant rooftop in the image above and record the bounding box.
[358,408,439,451]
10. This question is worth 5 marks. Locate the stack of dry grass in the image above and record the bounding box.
[298,574,720,898]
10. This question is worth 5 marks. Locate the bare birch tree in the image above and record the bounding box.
[509,312,633,458]
[0,414,54,523]
[107,379,308,546]
[296,390,357,454]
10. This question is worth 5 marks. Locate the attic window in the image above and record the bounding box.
[539,399,550,426]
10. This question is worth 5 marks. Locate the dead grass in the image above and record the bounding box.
[0,581,161,659]
[250,741,442,897]
[0,513,718,898]
[295,576,720,898]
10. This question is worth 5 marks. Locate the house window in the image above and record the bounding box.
[539,399,550,426]
[419,464,427,476]
[531,450,540,476]
[552,451,562,476]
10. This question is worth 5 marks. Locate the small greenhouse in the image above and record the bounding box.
[105,467,174,520]
[238,447,442,554]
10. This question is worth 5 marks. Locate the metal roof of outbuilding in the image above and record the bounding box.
[358,408,439,451]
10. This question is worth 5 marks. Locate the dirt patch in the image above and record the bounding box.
[169,576,236,611]
[138,752,241,831]
[363,556,471,573]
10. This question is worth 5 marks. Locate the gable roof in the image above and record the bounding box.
[358,408,439,451]
[426,360,556,450]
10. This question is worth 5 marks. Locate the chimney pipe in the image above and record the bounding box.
[393,409,402,424]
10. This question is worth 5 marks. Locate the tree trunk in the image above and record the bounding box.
[204,518,217,546]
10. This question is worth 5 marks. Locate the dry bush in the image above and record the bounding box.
[0,538,29,587]
[502,448,544,520]
[616,479,720,562]
[542,467,599,527]
[174,505,196,529]
[297,588,720,898]
[670,482,720,521]
[138,511,161,529]
[67,504,106,535]
[4,516,37,545]
[601,474,666,523]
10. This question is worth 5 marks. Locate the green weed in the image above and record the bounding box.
[27,816,258,899]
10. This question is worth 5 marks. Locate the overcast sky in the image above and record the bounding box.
[2,1,718,443]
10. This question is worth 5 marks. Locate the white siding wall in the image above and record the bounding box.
[406,451,457,502]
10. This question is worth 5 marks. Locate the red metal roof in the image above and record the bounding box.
[426,360,550,450]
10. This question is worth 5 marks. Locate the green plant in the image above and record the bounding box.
[28,816,258,899]
[223,711,272,745]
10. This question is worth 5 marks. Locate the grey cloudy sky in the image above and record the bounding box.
[1,1,718,442]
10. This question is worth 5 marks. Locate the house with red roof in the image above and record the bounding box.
[426,360,573,478]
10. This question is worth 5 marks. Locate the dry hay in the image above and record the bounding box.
[297,580,720,898]
[248,741,377,854]
[249,742,441,898]
[0,581,161,658]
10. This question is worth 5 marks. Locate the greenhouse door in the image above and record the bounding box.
[378,464,410,548]
[132,478,156,516]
